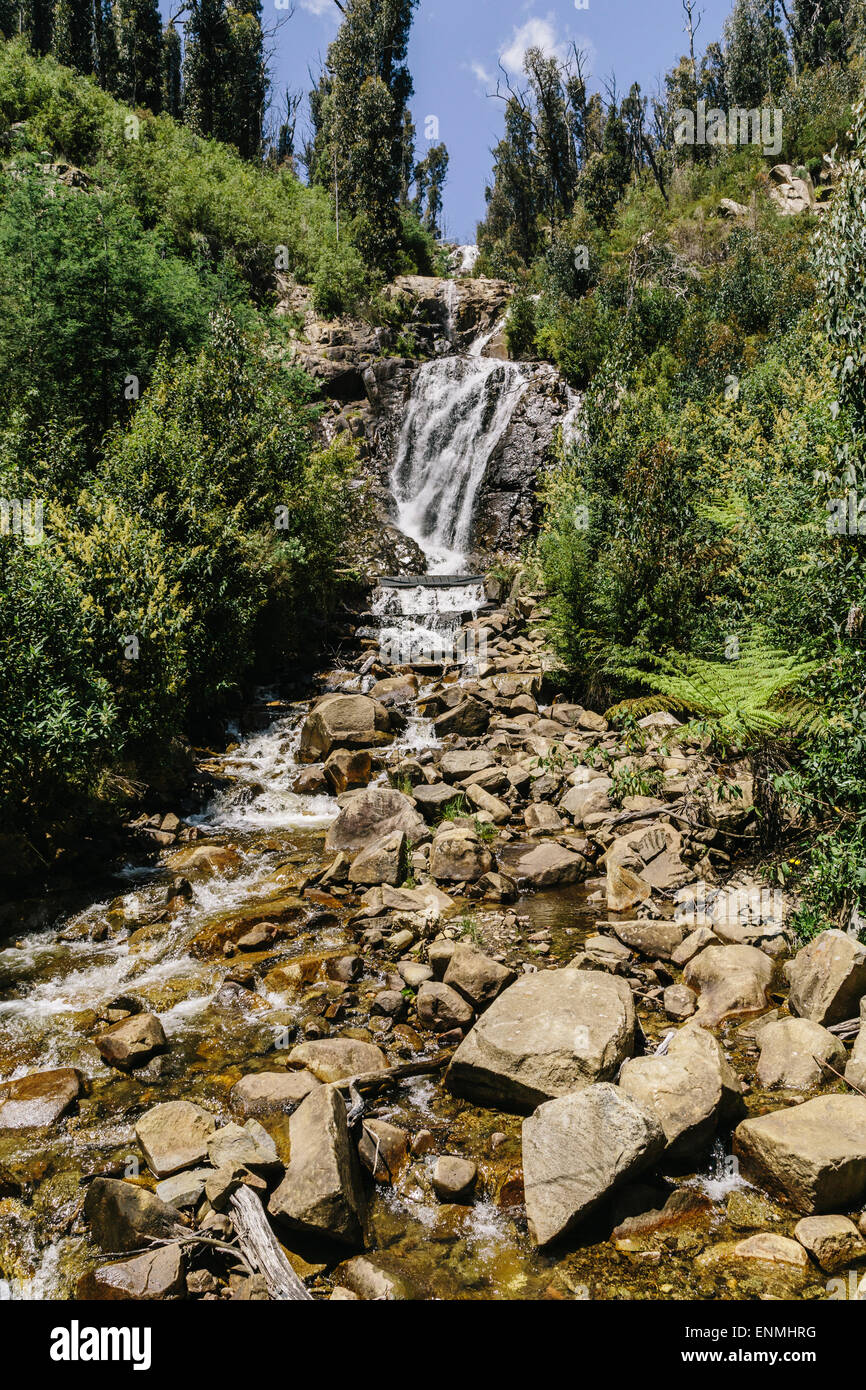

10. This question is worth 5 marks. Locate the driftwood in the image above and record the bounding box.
[828,1016,861,1040]
[228,1185,313,1301]
[331,1050,454,1097]
[812,1055,866,1100]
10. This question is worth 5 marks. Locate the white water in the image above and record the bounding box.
[390,356,527,573]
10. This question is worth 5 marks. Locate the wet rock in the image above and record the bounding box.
[433,697,490,738]
[358,1119,408,1182]
[325,787,426,855]
[288,1037,390,1083]
[793,1214,866,1273]
[433,1156,477,1203]
[412,782,461,820]
[429,825,494,882]
[95,1012,167,1071]
[332,1253,419,1300]
[371,989,406,1020]
[726,1189,785,1231]
[443,943,517,1010]
[696,1233,811,1277]
[663,984,697,1020]
[786,930,866,1027]
[230,1070,321,1118]
[78,1245,186,1301]
[323,748,373,794]
[299,693,394,762]
[416,981,474,1032]
[756,1017,847,1091]
[733,1095,866,1213]
[0,1068,82,1130]
[84,1177,179,1252]
[511,842,587,888]
[476,870,518,902]
[684,943,773,1025]
[524,803,564,834]
[447,969,636,1112]
[135,1100,217,1178]
[293,766,329,795]
[619,1024,745,1162]
[155,1169,211,1209]
[522,1083,665,1247]
[207,1120,279,1171]
[268,1084,367,1246]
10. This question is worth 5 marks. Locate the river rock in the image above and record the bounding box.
[443,943,517,1009]
[288,1038,390,1083]
[619,1024,746,1162]
[756,1017,848,1091]
[794,1214,866,1273]
[412,782,460,820]
[135,1100,217,1178]
[511,842,587,888]
[0,1067,82,1130]
[429,825,494,882]
[605,825,691,911]
[94,1012,167,1070]
[207,1120,279,1171]
[416,981,474,1032]
[786,930,866,1027]
[524,803,564,834]
[433,1156,477,1203]
[466,782,511,824]
[78,1245,186,1301]
[446,969,636,1111]
[522,1083,665,1247]
[733,1095,866,1212]
[433,697,490,737]
[268,1084,367,1246]
[663,983,697,1019]
[348,830,408,887]
[155,1169,211,1209]
[684,943,773,1025]
[331,1253,419,1300]
[299,693,394,762]
[324,787,426,854]
[323,748,373,794]
[438,749,495,780]
[560,779,612,825]
[84,1177,179,1252]
[358,1119,408,1182]
[610,919,684,961]
[846,1001,866,1091]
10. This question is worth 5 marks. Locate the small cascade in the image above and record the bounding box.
[390,355,527,574]
[369,574,487,667]
[468,315,506,359]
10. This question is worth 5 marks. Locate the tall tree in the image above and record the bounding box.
[115,0,163,110]
[414,140,448,235]
[787,0,850,69]
[724,0,791,106]
[182,0,266,157]
[162,19,182,117]
[53,0,96,76]
[309,0,418,272]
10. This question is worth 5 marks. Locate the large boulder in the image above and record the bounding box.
[733,1095,866,1213]
[522,1083,665,1246]
[348,830,408,887]
[756,1017,847,1091]
[416,980,475,1032]
[0,1067,82,1130]
[230,1070,321,1118]
[95,1013,167,1071]
[84,1177,179,1252]
[605,825,692,912]
[324,787,426,855]
[268,1084,367,1246]
[299,693,394,763]
[684,943,773,1025]
[446,969,636,1112]
[442,943,516,1010]
[135,1100,216,1178]
[433,697,490,738]
[793,1214,866,1273]
[78,1246,185,1301]
[786,930,866,1027]
[429,825,494,883]
[619,1024,745,1162]
[560,778,612,825]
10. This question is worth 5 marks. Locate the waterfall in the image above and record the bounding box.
[390,356,527,574]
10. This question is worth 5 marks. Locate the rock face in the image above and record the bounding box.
[522,1083,665,1247]
[619,1024,745,1162]
[446,969,636,1112]
[733,1095,866,1213]
[325,787,426,855]
[299,693,394,763]
[135,1100,216,1178]
[684,943,773,1025]
[268,1084,367,1246]
[84,1177,179,1252]
[756,1017,848,1091]
[786,930,866,1027]
[473,363,575,558]
[0,1068,82,1130]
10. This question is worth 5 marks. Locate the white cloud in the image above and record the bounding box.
[500,16,565,75]
[299,0,339,17]
[468,60,493,87]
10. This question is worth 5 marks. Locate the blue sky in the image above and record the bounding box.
[186,0,737,242]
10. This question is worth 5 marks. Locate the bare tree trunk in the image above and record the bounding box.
[228,1186,314,1302]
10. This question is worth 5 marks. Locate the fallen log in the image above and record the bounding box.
[228,1185,313,1301]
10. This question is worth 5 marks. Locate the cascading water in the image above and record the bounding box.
[390,354,527,575]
